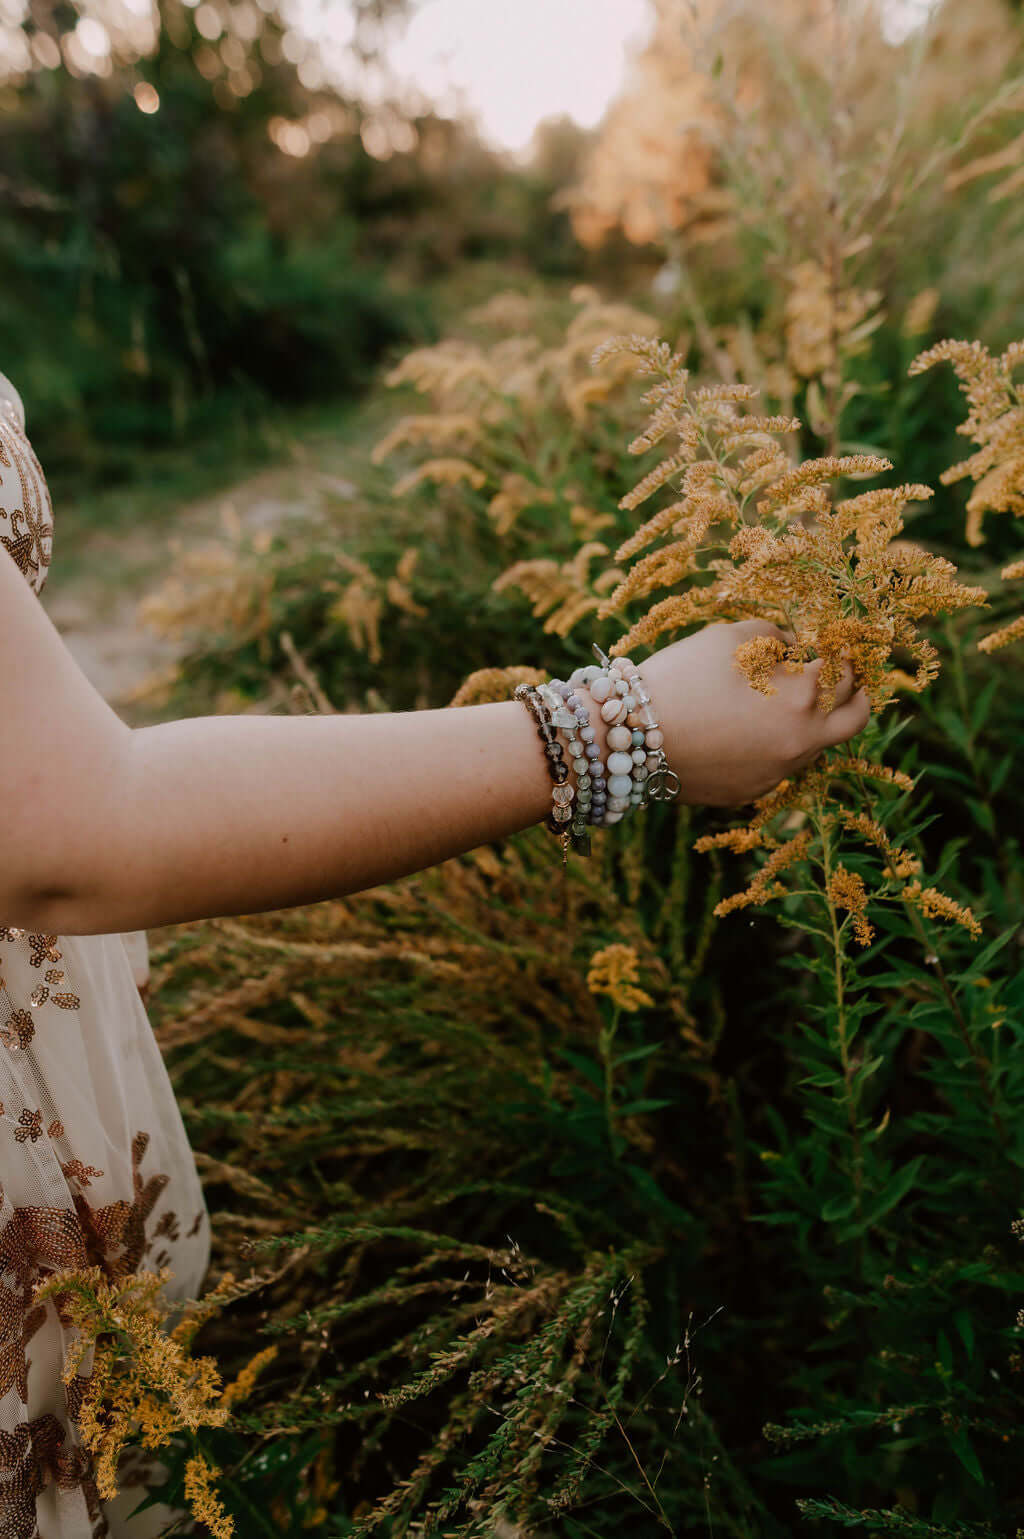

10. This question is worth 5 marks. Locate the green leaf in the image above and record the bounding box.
[945,1422,985,1485]
[555,1047,604,1091]
[612,1043,661,1067]
[821,1192,858,1223]
[953,1308,975,1361]
[617,1098,675,1115]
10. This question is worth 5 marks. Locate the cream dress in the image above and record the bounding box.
[0,374,211,1537]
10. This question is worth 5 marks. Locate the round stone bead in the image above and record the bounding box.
[574,708,589,724]
[622,694,636,711]
[552,783,574,806]
[603,809,624,825]
[554,765,568,782]
[632,762,648,781]
[631,729,646,748]
[572,756,588,777]
[589,675,613,703]
[565,691,580,707]
[585,742,601,760]
[607,796,631,813]
[581,665,603,685]
[578,795,592,810]
[606,751,634,776]
[568,667,589,688]
[608,774,633,798]
[644,728,665,751]
[631,748,648,766]
[552,803,572,822]
[577,773,591,790]
[646,753,662,772]
[580,725,596,743]
[614,679,629,696]
[606,725,631,751]
[591,773,606,789]
[601,698,628,725]
[615,656,636,674]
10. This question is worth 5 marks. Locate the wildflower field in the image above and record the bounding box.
[12,0,1024,1533]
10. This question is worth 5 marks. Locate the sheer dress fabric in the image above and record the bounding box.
[0,376,211,1536]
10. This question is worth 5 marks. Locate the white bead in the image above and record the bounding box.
[603,810,624,825]
[589,676,612,703]
[607,796,631,812]
[632,748,647,765]
[606,751,633,776]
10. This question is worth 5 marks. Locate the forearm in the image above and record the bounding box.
[34,700,557,936]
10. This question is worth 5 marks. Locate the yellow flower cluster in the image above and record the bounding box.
[592,334,988,713]
[693,756,979,940]
[828,865,874,947]
[448,665,547,708]
[910,336,1024,651]
[586,944,654,1012]
[31,1264,273,1534]
[185,1452,234,1539]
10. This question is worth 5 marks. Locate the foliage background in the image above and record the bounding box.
[6,0,1024,1534]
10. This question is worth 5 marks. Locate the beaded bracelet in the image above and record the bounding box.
[538,680,601,844]
[585,644,680,809]
[516,643,680,863]
[513,682,582,865]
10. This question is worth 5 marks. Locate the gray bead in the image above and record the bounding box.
[585,743,601,760]
[580,726,596,742]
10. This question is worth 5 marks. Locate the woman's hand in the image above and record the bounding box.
[635,619,870,807]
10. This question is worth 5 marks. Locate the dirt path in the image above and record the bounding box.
[45,464,358,723]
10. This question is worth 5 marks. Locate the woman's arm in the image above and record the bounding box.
[9,519,867,938]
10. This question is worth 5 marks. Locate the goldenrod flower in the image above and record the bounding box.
[828,866,874,947]
[185,1454,234,1539]
[586,945,654,1012]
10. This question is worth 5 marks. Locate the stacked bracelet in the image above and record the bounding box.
[513,682,581,864]
[515,641,680,864]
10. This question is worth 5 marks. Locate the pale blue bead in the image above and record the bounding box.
[608,775,633,798]
[631,729,646,747]
[606,751,634,776]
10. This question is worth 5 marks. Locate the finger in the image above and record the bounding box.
[817,687,871,748]
[827,661,857,710]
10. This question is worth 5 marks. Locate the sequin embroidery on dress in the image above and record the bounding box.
[0,374,212,1537]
